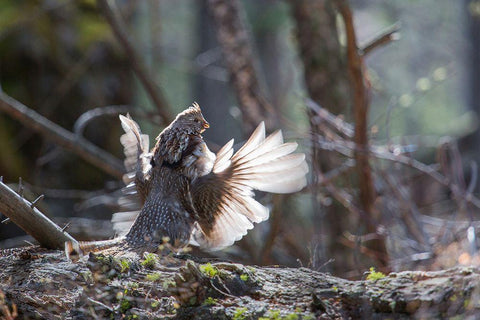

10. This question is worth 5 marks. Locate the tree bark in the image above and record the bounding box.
[207,0,277,133]
[0,246,477,319]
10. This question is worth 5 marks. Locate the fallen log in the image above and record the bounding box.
[0,246,477,319]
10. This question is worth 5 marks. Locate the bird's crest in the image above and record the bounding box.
[176,102,202,119]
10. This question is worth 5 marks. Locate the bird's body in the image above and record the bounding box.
[66,103,307,257]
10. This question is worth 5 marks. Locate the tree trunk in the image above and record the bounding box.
[288,0,357,275]
[207,0,277,133]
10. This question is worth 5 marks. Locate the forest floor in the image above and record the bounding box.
[0,246,479,319]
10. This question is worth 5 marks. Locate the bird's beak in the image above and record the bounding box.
[203,121,210,129]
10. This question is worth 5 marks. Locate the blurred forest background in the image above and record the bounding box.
[0,0,479,279]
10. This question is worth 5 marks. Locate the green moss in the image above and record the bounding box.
[259,310,304,320]
[119,259,131,273]
[366,267,386,281]
[119,298,131,313]
[141,253,158,269]
[162,280,176,289]
[146,273,162,282]
[240,274,249,281]
[200,263,218,278]
[259,310,281,320]
[233,307,248,320]
[203,297,218,306]
[81,271,94,283]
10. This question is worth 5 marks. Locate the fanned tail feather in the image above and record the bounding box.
[192,121,308,250]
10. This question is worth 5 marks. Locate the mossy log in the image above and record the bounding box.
[0,246,478,319]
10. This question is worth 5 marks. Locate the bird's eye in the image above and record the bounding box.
[194,118,200,123]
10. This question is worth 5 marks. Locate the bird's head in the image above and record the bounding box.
[171,102,209,134]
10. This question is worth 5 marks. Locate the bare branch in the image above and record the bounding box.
[305,98,354,138]
[336,0,385,265]
[361,23,401,56]
[313,136,480,209]
[336,0,375,211]
[30,194,45,209]
[0,181,77,249]
[74,104,132,136]
[97,0,172,125]
[0,91,124,179]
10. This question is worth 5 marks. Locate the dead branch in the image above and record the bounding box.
[0,91,124,179]
[73,105,132,136]
[0,181,77,250]
[361,23,401,56]
[97,0,172,125]
[313,135,480,210]
[380,171,430,247]
[207,0,277,133]
[336,0,376,217]
[335,0,389,266]
[305,98,354,138]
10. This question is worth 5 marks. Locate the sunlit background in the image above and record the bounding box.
[1,0,479,278]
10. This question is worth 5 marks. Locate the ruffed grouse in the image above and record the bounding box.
[67,103,307,255]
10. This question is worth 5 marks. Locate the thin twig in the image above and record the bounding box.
[97,0,172,125]
[0,91,124,179]
[87,297,113,312]
[361,23,400,56]
[17,177,23,198]
[313,136,480,209]
[305,98,354,138]
[380,171,429,247]
[30,194,45,209]
[74,105,132,136]
[467,161,478,195]
[61,222,71,233]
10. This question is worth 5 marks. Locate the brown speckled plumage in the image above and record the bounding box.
[66,102,308,257]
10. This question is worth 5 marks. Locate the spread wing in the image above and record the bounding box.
[190,122,308,250]
[112,115,152,236]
